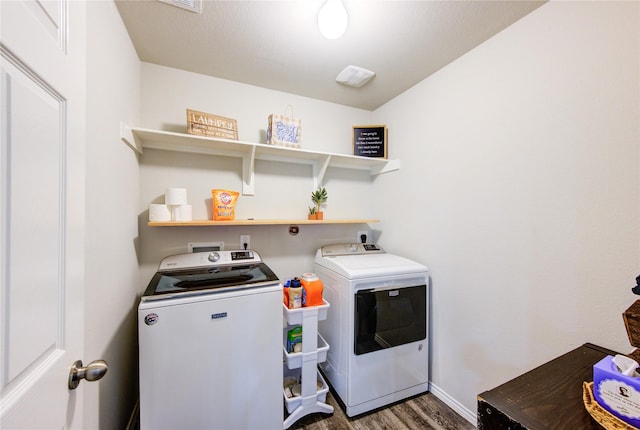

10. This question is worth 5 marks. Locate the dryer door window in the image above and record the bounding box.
[354,285,426,355]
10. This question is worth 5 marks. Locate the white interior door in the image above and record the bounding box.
[1,1,86,428]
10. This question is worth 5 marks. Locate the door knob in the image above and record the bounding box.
[68,359,108,390]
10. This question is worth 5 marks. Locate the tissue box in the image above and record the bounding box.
[593,355,640,427]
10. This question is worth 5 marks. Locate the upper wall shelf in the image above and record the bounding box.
[120,123,400,195]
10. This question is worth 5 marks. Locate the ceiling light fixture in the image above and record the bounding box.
[336,65,375,88]
[318,0,348,40]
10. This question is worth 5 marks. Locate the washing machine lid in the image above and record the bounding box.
[315,245,428,279]
[142,250,280,301]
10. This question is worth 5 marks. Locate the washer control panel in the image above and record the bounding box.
[158,250,261,271]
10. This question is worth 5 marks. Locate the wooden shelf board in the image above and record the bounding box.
[148,219,379,227]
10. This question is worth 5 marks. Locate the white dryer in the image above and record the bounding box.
[314,243,429,417]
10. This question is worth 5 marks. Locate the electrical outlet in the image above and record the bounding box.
[240,234,250,250]
[357,230,370,244]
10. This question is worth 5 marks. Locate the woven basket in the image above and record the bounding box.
[583,382,639,429]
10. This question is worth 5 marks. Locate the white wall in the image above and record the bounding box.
[90,0,639,426]
[373,0,639,419]
[85,1,141,428]
[137,64,378,284]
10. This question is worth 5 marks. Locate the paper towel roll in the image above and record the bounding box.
[165,188,187,205]
[173,204,193,222]
[149,204,171,222]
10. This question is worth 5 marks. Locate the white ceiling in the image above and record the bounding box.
[115,0,546,111]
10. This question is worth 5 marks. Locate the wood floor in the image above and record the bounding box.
[287,389,475,430]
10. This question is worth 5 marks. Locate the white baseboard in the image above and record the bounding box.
[428,382,477,427]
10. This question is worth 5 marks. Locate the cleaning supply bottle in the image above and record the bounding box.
[288,278,303,309]
[283,279,290,307]
[300,273,323,307]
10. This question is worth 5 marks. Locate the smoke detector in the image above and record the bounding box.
[336,65,375,88]
[158,0,202,13]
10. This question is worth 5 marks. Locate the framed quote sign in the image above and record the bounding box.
[352,125,387,159]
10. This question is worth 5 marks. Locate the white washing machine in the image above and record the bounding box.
[314,243,429,417]
[138,250,283,430]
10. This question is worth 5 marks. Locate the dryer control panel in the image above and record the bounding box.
[320,243,384,257]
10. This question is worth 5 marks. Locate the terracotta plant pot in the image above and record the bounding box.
[315,211,324,220]
[308,213,317,220]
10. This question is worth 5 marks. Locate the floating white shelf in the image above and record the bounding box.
[121,123,400,195]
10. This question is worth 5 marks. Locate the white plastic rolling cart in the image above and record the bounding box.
[282,299,334,429]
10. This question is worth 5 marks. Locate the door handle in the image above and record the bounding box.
[68,359,108,390]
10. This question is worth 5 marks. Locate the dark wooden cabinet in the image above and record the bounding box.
[477,343,619,429]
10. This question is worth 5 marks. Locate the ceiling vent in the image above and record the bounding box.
[336,65,375,88]
[158,0,202,14]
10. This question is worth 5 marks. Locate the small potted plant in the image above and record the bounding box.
[311,187,328,220]
[308,206,317,220]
